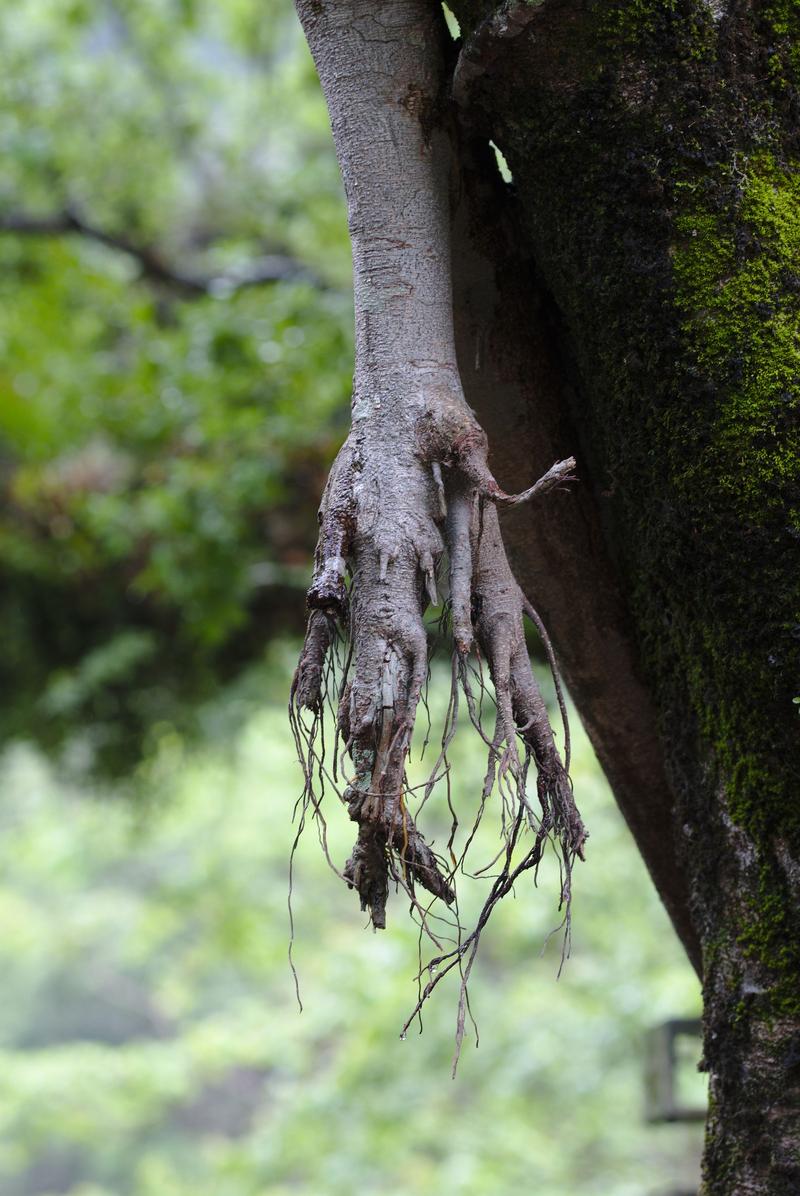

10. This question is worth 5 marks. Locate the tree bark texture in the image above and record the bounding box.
[293,0,800,1188]
[448,1,800,1191]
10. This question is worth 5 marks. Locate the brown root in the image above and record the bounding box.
[293,609,335,710]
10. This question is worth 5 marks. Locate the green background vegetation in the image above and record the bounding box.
[0,2,702,1192]
[0,655,702,1196]
[1,0,352,769]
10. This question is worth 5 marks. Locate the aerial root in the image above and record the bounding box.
[445,476,475,654]
[293,609,336,710]
[490,455,578,507]
[344,821,390,928]
[290,399,584,1051]
[344,784,455,927]
[341,643,454,924]
[306,438,356,616]
[443,414,577,508]
[541,759,587,863]
[290,0,588,1056]
[401,798,549,1072]
[425,404,577,513]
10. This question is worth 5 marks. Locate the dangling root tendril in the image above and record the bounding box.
[288,432,587,1066]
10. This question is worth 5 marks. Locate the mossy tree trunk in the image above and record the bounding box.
[448,0,800,1190]
[295,0,799,1188]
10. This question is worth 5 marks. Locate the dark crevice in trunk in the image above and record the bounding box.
[449,129,701,971]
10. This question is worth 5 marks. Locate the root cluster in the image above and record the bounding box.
[290,397,586,1060]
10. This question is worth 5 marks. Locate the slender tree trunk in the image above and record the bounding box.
[292,0,583,950]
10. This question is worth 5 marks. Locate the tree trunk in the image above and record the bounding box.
[294,0,800,1188]
[449,1,800,1191]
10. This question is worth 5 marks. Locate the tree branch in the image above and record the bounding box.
[0,208,324,297]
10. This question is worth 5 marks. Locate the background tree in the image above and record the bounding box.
[291,1,800,1192]
[0,0,351,769]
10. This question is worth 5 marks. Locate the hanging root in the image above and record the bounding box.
[471,500,586,862]
[290,391,587,1053]
[293,609,335,710]
[291,424,459,927]
[344,784,456,928]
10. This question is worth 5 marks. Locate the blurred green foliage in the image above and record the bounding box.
[0,652,703,1196]
[0,0,353,769]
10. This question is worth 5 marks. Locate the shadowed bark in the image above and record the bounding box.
[449,1,800,1191]
[450,132,702,971]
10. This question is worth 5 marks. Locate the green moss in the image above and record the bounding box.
[739,863,800,1017]
[493,0,800,1019]
[760,0,800,95]
[601,0,672,42]
[670,155,800,847]
[600,0,716,61]
[667,156,800,1001]
[674,160,800,387]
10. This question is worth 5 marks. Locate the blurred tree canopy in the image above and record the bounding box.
[0,0,353,770]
